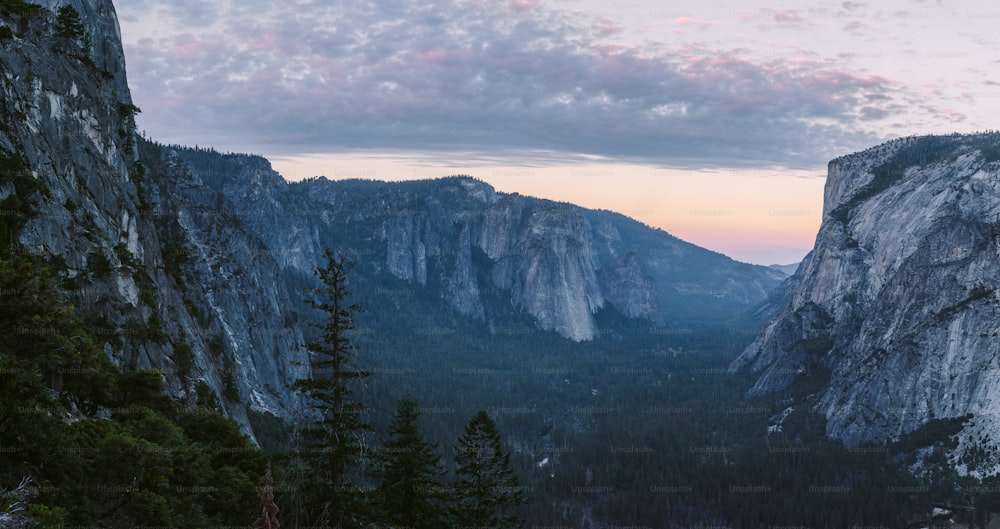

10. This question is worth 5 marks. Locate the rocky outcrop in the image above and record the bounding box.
[731,133,1000,473]
[0,1,306,439]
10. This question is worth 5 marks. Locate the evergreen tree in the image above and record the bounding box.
[452,411,527,529]
[254,463,280,529]
[374,397,450,529]
[55,4,84,40]
[292,249,371,528]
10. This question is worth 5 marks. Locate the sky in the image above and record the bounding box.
[112,0,1000,265]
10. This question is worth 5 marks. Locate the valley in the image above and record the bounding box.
[3,1,1000,528]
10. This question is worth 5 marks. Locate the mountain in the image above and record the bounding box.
[731,133,1000,474]
[767,262,800,277]
[145,146,784,342]
[164,147,787,336]
[0,0,307,434]
[1,0,780,439]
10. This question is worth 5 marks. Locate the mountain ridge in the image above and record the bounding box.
[2,0,780,440]
[162,143,785,339]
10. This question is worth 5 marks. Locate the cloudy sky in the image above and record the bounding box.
[114,0,1000,264]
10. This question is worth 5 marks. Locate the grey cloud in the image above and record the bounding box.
[119,0,929,168]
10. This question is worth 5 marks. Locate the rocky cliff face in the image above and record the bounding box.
[163,154,784,342]
[0,1,306,438]
[732,133,1000,474]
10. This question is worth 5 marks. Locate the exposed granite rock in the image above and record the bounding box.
[0,1,306,440]
[171,165,784,342]
[731,133,1000,474]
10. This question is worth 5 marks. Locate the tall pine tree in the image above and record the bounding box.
[452,411,527,529]
[292,249,371,529]
[374,397,450,529]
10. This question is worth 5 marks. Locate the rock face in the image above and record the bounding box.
[732,133,1000,472]
[162,159,784,342]
[0,1,306,438]
[1,1,781,437]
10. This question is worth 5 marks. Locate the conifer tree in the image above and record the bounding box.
[254,463,280,529]
[374,397,449,529]
[292,249,371,528]
[55,5,85,40]
[452,411,528,529]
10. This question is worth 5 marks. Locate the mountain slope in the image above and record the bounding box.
[164,147,784,341]
[0,0,307,437]
[731,133,1000,473]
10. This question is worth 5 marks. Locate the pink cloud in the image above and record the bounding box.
[510,0,540,12]
[674,17,719,28]
[411,48,450,63]
[170,36,225,60]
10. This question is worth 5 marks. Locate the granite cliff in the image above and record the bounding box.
[0,0,307,438]
[159,150,785,342]
[732,133,1000,475]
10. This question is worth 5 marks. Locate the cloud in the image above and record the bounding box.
[117,0,928,169]
[843,20,869,35]
[674,17,720,30]
[765,9,807,26]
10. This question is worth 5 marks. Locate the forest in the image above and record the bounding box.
[2,140,998,528]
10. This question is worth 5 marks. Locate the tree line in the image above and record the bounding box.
[0,140,526,528]
[276,249,527,529]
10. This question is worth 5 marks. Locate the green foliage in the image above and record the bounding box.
[194,380,223,411]
[118,102,141,121]
[373,397,450,529]
[113,242,140,269]
[207,333,226,358]
[171,337,195,378]
[453,411,528,529]
[0,25,12,40]
[891,415,972,454]
[161,241,191,286]
[223,367,240,402]
[0,0,41,19]
[248,409,293,457]
[0,150,40,248]
[28,503,66,528]
[291,249,372,529]
[55,4,83,41]
[0,244,266,529]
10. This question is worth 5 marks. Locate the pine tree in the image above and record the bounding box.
[452,411,528,529]
[374,397,450,529]
[55,5,85,41]
[292,249,371,528]
[254,463,280,529]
